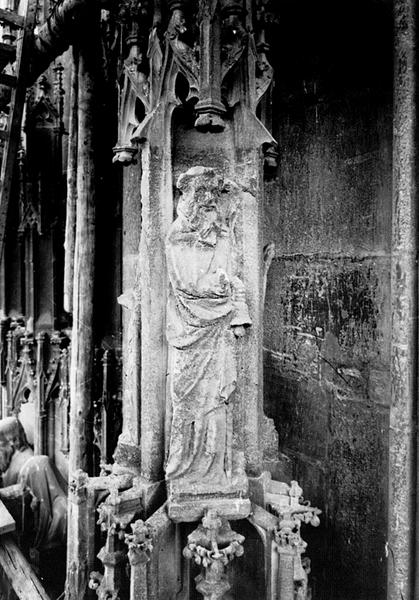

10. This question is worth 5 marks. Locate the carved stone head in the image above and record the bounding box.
[0,417,28,473]
[176,166,224,234]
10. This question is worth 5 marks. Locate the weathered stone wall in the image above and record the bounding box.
[263,96,392,599]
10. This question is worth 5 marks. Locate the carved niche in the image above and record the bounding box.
[112,0,279,163]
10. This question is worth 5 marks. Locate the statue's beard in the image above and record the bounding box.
[0,445,14,474]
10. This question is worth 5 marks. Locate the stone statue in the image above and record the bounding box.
[0,416,67,550]
[165,166,251,502]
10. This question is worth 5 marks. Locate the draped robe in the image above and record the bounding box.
[165,214,250,487]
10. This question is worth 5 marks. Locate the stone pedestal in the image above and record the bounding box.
[168,492,251,523]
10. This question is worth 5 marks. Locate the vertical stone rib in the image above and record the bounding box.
[139,137,171,482]
[121,164,142,448]
[389,1,417,599]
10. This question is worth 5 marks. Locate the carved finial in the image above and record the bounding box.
[184,510,245,564]
[37,75,49,100]
[266,479,321,599]
[183,510,245,600]
[125,519,153,566]
[289,480,303,500]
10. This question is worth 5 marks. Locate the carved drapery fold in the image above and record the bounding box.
[165,166,252,521]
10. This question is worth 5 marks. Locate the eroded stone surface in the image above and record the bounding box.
[165,167,252,518]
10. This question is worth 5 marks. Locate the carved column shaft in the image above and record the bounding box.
[277,550,294,600]
[68,9,99,475]
[129,561,147,600]
[34,331,46,455]
[24,227,36,333]
[65,471,95,600]
[138,106,175,483]
[0,250,5,322]
[390,1,418,599]
[97,530,126,599]
[66,8,100,597]
[117,164,142,460]
[63,47,78,315]
[234,155,264,475]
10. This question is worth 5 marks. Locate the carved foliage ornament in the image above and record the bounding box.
[183,509,245,600]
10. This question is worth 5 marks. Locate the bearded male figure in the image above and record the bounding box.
[165,166,251,499]
[0,417,67,551]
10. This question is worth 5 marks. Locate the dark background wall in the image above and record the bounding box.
[263,1,393,599]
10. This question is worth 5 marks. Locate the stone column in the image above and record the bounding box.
[137,103,176,484]
[63,47,78,315]
[65,470,91,600]
[113,7,149,472]
[389,1,417,599]
[277,549,294,600]
[65,6,100,598]
[238,167,264,476]
[68,28,98,475]
[114,162,142,472]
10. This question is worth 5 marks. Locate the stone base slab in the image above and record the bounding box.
[167,496,251,522]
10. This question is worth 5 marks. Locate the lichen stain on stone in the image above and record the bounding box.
[264,257,390,384]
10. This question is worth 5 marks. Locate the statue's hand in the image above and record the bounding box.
[233,325,246,338]
[209,268,229,295]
